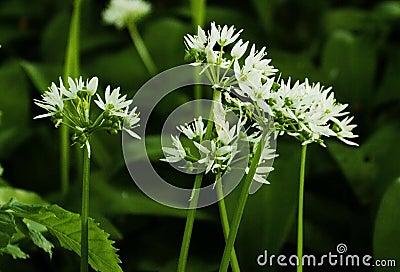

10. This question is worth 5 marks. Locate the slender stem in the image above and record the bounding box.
[216,175,240,272]
[60,126,69,197]
[61,0,82,197]
[190,0,206,28]
[190,0,206,115]
[297,144,307,272]
[80,146,90,272]
[177,174,202,272]
[127,23,157,76]
[219,131,266,272]
[177,89,218,272]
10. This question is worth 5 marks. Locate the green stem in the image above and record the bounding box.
[177,173,203,272]
[190,0,206,115]
[297,144,307,272]
[60,126,69,197]
[61,0,82,197]
[219,131,266,272]
[127,23,157,76]
[190,0,206,28]
[80,146,90,272]
[216,175,240,272]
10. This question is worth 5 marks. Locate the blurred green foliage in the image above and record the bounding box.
[0,0,399,271]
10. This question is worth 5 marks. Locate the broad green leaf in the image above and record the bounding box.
[123,134,164,163]
[20,61,63,93]
[375,49,400,106]
[143,18,191,70]
[373,178,400,272]
[226,141,300,271]
[90,176,212,220]
[40,10,69,63]
[324,8,369,33]
[321,30,377,107]
[0,187,47,206]
[0,165,3,177]
[82,46,147,93]
[374,1,400,21]
[0,212,16,248]
[4,199,122,272]
[0,244,28,259]
[14,217,53,258]
[328,125,400,205]
[0,61,31,158]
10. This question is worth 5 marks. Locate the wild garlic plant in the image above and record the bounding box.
[161,22,359,272]
[34,76,140,272]
[103,0,157,75]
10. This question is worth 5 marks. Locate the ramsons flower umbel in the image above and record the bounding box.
[268,78,358,146]
[103,0,151,29]
[34,76,141,156]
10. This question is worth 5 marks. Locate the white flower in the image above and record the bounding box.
[332,116,358,146]
[233,76,275,116]
[103,0,151,29]
[162,135,186,163]
[86,77,99,96]
[177,116,206,140]
[123,107,141,139]
[184,26,207,52]
[213,102,241,145]
[231,39,249,59]
[209,22,242,47]
[94,86,133,117]
[270,78,358,146]
[246,132,277,184]
[58,76,98,99]
[34,82,64,120]
[194,140,235,174]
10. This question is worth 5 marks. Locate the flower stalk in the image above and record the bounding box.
[216,173,240,272]
[61,0,82,197]
[127,23,157,76]
[177,88,219,272]
[219,129,267,272]
[80,146,90,272]
[297,144,307,272]
[177,174,202,272]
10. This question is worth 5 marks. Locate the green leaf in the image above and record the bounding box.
[0,61,31,158]
[14,217,53,258]
[373,178,400,272]
[374,1,400,21]
[0,244,29,259]
[0,212,16,248]
[90,175,212,220]
[143,18,191,70]
[0,165,3,177]
[20,61,63,93]
[328,125,400,205]
[4,199,122,272]
[321,30,377,107]
[0,187,47,206]
[324,8,369,33]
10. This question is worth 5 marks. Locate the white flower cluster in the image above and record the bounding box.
[269,78,358,146]
[162,109,241,177]
[34,76,140,155]
[184,22,358,147]
[162,22,359,185]
[103,0,151,29]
